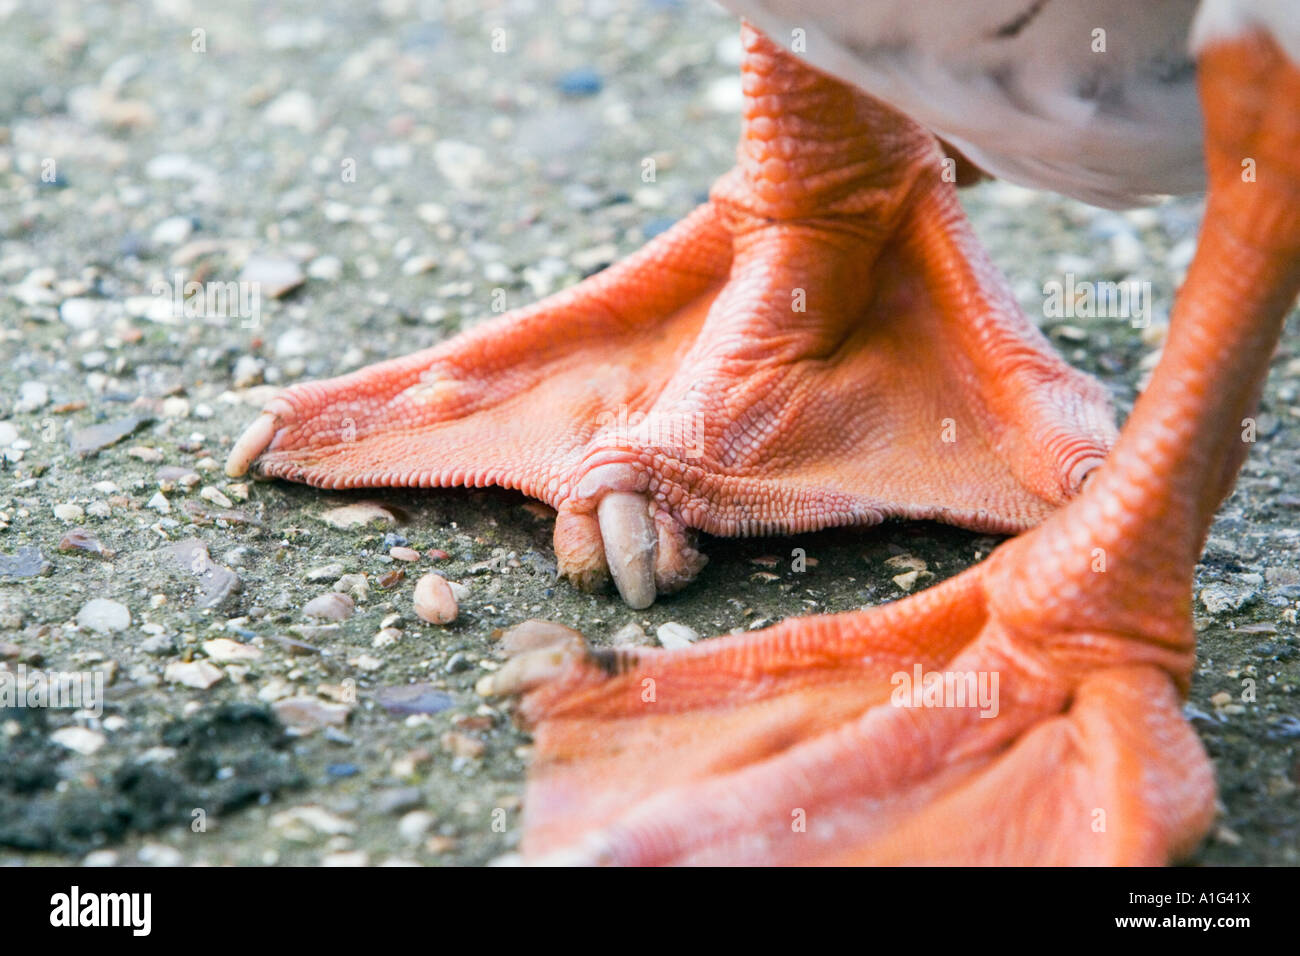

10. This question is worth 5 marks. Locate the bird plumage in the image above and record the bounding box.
[718,0,1294,208]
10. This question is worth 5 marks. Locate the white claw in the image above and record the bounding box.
[224,412,277,477]
[476,645,573,697]
[597,492,658,609]
[523,833,613,867]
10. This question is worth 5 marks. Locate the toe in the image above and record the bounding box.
[224,411,279,477]
[554,490,709,608]
[477,639,584,697]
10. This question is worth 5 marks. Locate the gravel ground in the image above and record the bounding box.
[1,0,1297,867]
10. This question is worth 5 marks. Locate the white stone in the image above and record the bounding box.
[76,598,131,634]
[15,381,49,413]
[51,726,107,755]
[151,216,194,246]
[656,622,699,649]
[263,90,318,132]
[398,810,435,843]
[306,255,343,281]
[433,140,486,191]
[201,637,262,662]
[59,297,106,329]
[53,503,85,522]
[164,660,225,689]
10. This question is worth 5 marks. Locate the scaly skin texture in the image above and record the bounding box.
[226,27,1115,607]
[493,33,1300,865]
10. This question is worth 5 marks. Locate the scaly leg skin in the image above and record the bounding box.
[486,34,1300,864]
[226,25,1115,608]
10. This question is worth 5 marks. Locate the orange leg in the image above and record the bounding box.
[488,33,1300,864]
[226,26,1114,608]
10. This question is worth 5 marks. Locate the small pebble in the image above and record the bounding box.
[892,570,921,592]
[76,598,130,634]
[556,66,603,97]
[398,810,436,842]
[53,503,85,523]
[413,573,458,625]
[389,546,420,562]
[262,90,318,132]
[376,569,405,589]
[50,726,107,755]
[305,562,346,582]
[270,805,355,837]
[69,415,150,456]
[440,730,485,760]
[303,592,355,621]
[232,355,264,388]
[239,254,305,299]
[58,529,108,557]
[307,256,343,281]
[318,502,396,529]
[275,327,316,358]
[610,622,648,647]
[137,844,183,867]
[163,660,224,691]
[140,633,175,655]
[1200,583,1256,615]
[0,546,50,580]
[167,539,242,610]
[151,216,194,246]
[333,573,369,603]
[433,140,486,191]
[656,622,699,649]
[59,297,107,330]
[201,637,262,662]
[15,381,50,413]
[374,787,424,816]
[350,654,384,672]
[129,449,165,468]
[272,696,352,733]
[391,748,433,778]
[374,683,454,715]
[163,660,225,689]
[884,554,930,592]
[199,486,234,509]
[401,255,439,276]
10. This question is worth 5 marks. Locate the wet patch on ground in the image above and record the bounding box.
[1,702,304,855]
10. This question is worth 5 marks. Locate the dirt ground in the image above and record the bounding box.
[1,0,1296,867]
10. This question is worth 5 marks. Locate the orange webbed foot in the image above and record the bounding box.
[225,33,1115,608]
[225,186,1114,608]
[490,526,1214,866]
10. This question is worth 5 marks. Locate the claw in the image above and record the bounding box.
[225,412,278,478]
[476,643,576,697]
[596,492,658,609]
[523,834,613,867]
